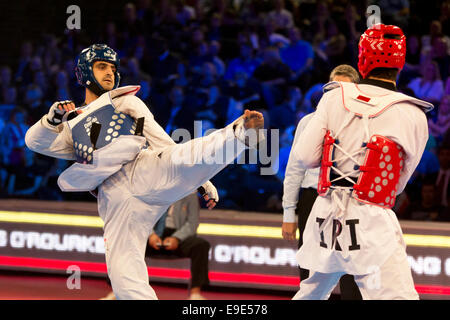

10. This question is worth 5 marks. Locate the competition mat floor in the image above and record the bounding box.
[0,270,294,300]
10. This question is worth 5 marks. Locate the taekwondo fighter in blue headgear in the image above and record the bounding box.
[25,44,265,299]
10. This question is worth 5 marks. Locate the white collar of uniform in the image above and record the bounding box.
[108,85,141,100]
[322,81,434,117]
[67,85,141,129]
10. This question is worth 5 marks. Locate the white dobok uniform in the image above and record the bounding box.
[25,85,256,300]
[290,81,433,300]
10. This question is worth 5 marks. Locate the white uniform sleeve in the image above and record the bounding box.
[294,93,329,169]
[25,115,75,160]
[383,103,429,194]
[282,114,313,222]
[116,95,176,150]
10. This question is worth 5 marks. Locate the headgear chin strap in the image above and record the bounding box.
[87,81,108,97]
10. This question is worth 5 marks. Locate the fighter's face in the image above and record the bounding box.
[92,61,116,91]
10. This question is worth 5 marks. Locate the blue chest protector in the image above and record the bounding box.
[68,93,143,164]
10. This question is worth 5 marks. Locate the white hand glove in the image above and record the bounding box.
[198,181,219,203]
[46,100,76,126]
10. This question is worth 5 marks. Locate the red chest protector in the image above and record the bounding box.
[317,130,335,196]
[318,81,433,209]
[318,133,404,208]
[353,135,404,208]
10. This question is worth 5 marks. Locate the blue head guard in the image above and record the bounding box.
[75,44,120,96]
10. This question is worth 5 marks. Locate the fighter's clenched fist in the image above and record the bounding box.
[46,100,81,126]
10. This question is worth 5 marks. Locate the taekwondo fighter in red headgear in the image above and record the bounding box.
[288,24,433,300]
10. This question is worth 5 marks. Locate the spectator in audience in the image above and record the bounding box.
[416,145,441,178]
[0,106,5,191]
[101,21,119,52]
[261,20,291,49]
[206,13,223,42]
[377,0,410,29]
[0,66,12,101]
[421,20,450,79]
[317,19,347,67]
[436,144,450,208]
[0,87,17,119]
[132,35,147,62]
[421,20,450,56]
[194,85,228,128]
[439,1,450,35]
[269,86,303,130]
[23,84,46,123]
[301,82,325,113]
[309,1,332,47]
[280,27,314,91]
[253,46,292,108]
[152,0,176,27]
[445,69,450,95]
[168,60,190,88]
[0,109,29,175]
[146,193,211,300]
[5,147,48,198]
[225,70,260,124]
[53,71,71,102]
[209,40,226,77]
[408,60,444,105]
[403,178,447,221]
[189,41,212,73]
[340,4,363,66]
[398,33,422,88]
[187,27,206,55]
[429,95,450,142]
[145,37,181,91]
[224,42,261,81]
[121,57,152,100]
[135,0,154,24]
[120,2,145,45]
[275,124,296,182]
[266,0,294,31]
[39,158,70,201]
[32,70,49,101]
[14,41,33,86]
[40,35,62,72]
[443,127,450,147]
[16,55,43,89]
[158,85,195,138]
[174,0,197,26]
[407,34,422,68]
[62,59,85,105]
[190,62,219,96]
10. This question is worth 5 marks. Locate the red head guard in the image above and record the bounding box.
[358,23,406,79]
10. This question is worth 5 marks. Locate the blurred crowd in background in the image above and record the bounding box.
[0,0,449,221]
